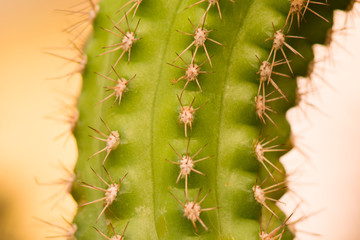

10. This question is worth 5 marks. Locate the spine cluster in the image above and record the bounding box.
[167,0,224,232]
[40,0,144,239]
[72,1,145,239]
[254,0,335,238]
[168,0,335,238]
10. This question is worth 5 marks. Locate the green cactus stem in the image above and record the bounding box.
[66,0,352,239]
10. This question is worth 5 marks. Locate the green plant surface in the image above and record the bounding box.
[70,0,351,239]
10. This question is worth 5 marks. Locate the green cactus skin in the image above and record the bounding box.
[70,0,351,239]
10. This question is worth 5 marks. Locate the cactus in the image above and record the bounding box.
[44,0,353,239]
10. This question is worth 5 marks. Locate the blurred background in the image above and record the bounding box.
[0,0,359,239]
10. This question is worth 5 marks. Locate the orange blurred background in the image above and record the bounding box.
[0,0,359,239]
[0,0,79,239]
